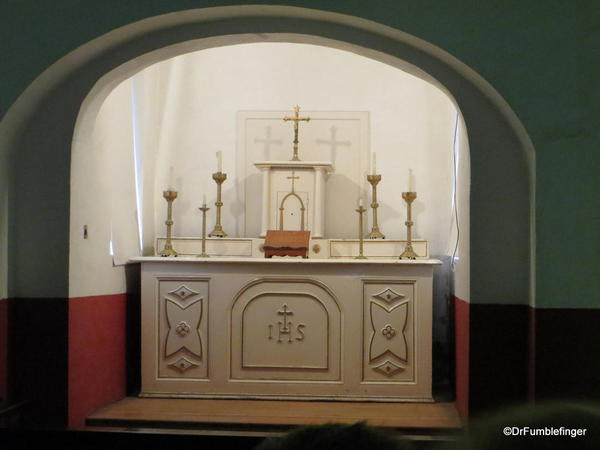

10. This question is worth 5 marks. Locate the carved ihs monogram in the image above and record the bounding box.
[267,303,306,343]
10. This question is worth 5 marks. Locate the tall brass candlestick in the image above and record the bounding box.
[160,190,178,257]
[355,204,368,259]
[366,174,385,239]
[209,172,228,238]
[399,191,418,259]
[198,203,210,258]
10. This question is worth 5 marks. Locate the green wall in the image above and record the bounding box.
[1,0,598,308]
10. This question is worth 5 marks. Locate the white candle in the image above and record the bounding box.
[371,153,377,175]
[216,150,222,172]
[359,197,364,207]
[168,166,174,190]
[203,194,207,206]
[408,168,414,192]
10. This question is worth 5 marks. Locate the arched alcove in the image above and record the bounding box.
[70,41,468,294]
[0,6,534,426]
[72,43,469,411]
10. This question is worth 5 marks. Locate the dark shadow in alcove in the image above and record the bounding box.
[432,255,455,402]
[125,263,141,396]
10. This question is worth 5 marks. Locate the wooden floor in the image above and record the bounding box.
[87,398,462,432]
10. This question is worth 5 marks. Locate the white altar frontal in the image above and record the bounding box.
[135,257,438,401]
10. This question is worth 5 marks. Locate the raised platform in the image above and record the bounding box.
[87,398,462,432]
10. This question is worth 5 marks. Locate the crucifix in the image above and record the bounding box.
[283,105,311,161]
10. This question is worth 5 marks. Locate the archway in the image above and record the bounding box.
[0,5,534,426]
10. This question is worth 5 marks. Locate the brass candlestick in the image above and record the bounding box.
[209,172,228,238]
[399,192,418,260]
[355,204,368,259]
[160,190,178,257]
[366,174,385,239]
[198,203,210,258]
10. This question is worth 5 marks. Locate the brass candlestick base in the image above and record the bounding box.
[160,190,178,257]
[355,205,368,259]
[209,172,228,238]
[366,174,385,239]
[400,191,418,260]
[198,204,210,258]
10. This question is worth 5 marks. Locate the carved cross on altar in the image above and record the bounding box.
[277,303,294,342]
[283,105,311,161]
[277,304,293,332]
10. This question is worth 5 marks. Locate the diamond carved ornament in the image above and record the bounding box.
[168,357,198,373]
[168,285,199,304]
[372,288,405,304]
[373,360,405,377]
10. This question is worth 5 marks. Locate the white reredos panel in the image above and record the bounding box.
[243,111,366,238]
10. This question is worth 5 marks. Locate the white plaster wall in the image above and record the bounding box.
[452,115,471,302]
[129,43,459,255]
[131,62,173,255]
[69,79,138,298]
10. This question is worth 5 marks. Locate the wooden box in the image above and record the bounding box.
[264,230,310,258]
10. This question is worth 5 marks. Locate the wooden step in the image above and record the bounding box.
[87,398,462,433]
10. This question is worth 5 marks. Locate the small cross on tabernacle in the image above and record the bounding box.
[287,171,300,192]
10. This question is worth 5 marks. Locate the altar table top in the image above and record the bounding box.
[130,256,441,265]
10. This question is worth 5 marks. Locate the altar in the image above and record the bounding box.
[136,105,442,404]
[136,257,438,401]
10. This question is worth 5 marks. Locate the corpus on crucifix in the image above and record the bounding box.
[283,105,311,161]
